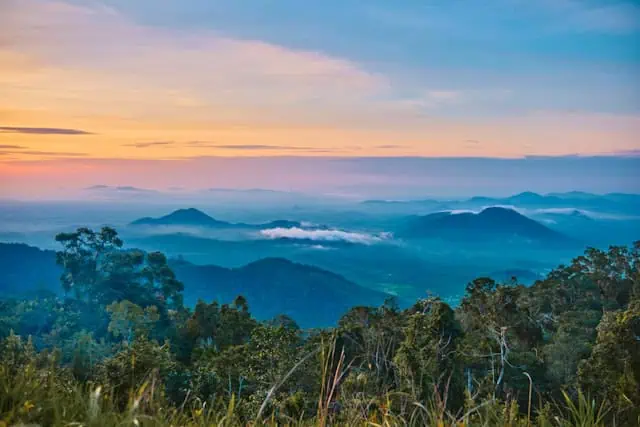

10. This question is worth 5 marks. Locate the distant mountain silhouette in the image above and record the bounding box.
[0,242,389,327]
[546,191,600,200]
[131,208,304,230]
[363,191,640,215]
[132,208,233,227]
[466,192,640,213]
[542,209,593,221]
[467,192,563,206]
[399,207,570,244]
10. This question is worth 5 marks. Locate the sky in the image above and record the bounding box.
[1,0,639,198]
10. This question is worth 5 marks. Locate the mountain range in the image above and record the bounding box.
[365,191,640,214]
[0,242,389,327]
[464,191,640,210]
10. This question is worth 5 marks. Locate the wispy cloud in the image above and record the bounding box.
[186,141,340,152]
[0,149,86,157]
[375,145,405,149]
[123,141,175,148]
[0,144,25,149]
[1,0,386,129]
[0,126,93,135]
[394,89,513,112]
[463,140,483,149]
[123,140,343,153]
[85,185,156,193]
[209,144,314,151]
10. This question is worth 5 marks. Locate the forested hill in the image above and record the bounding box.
[171,257,389,326]
[0,241,389,327]
[0,242,58,295]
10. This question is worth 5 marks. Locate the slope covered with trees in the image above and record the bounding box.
[0,227,638,426]
[0,240,389,327]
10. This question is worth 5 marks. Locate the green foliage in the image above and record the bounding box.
[394,298,463,407]
[55,226,123,299]
[106,300,160,343]
[97,336,176,409]
[69,330,111,381]
[557,390,610,427]
[577,298,640,421]
[458,278,545,404]
[56,227,184,310]
[0,228,638,426]
[173,298,258,363]
[542,309,600,388]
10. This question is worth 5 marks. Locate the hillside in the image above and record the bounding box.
[0,242,389,327]
[171,257,390,326]
[128,231,486,302]
[0,243,59,296]
[399,207,570,244]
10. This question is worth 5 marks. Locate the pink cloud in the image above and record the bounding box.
[1,0,387,124]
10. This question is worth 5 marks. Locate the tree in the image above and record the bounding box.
[268,314,300,330]
[541,309,600,389]
[578,298,640,421]
[106,300,160,344]
[142,252,184,309]
[56,227,184,310]
[98,336,176,409]
[394,298,464,408]
[458,278,544,403]
[245,324,302,389]
[571,245,637,309]
[336,302,404,396]
[175,298,258,363]
[55,227,123,300]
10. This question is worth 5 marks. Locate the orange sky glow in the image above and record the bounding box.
[0,0,639,198]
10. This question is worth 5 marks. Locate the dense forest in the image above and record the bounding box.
[0,227,638,426]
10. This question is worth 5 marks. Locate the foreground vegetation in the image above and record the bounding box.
[0,227,638,426]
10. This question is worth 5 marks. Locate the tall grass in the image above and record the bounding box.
[0,380,615,426]
[0,343,616,427]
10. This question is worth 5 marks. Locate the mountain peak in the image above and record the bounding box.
[478,206,523,218]
[400,206,570,244]
[168,208,212,219]
[510,191,544,200]
[515,191,541,197]
[130,209,305,230]
[131,208,229,227]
